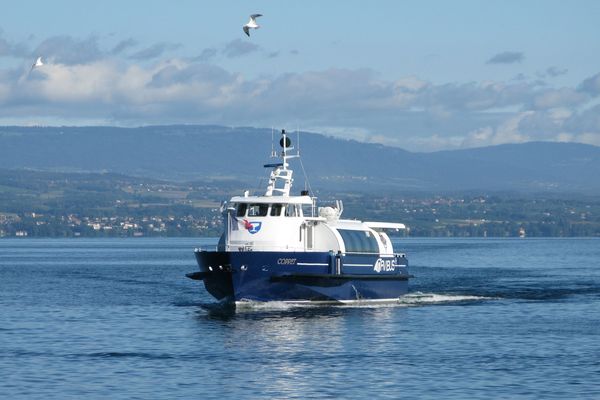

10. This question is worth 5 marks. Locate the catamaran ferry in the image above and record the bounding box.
[187,130,410,304]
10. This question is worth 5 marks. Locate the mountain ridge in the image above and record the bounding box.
[0,125,598,193]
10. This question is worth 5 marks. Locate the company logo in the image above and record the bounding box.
[244,220,262,234]
[374,258,396,273]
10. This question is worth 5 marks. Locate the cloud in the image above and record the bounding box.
[578,72,600,97]
[148,62,235,88]
[193,48,218,62]
[33,35,105,65]
[0,32,29,59]
[0,32,167,64]
[486,51,524,64]
[545,66,568,78]
[0,55,599,151]
[462,112,532,148]
[565,104,600,134]
[530,88,588,109]
[534,66,568,80]
[111,38,138,55]
[193,41,276,61]
[222,39,261,58]
[0,27,594,152]
[0,38,11,56]
[129,42,181,61]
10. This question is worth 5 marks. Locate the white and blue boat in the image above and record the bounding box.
[187,130,410,304]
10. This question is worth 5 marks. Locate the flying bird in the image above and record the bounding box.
[30,56,44,71]
[243,14,262,37]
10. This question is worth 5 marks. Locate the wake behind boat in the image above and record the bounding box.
[187,129,410,304]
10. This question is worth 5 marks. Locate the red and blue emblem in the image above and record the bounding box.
[244,219,262,234]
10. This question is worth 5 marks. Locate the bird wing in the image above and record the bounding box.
[243,26,250,36]
[31,57,43,70]
[250,14,262,21]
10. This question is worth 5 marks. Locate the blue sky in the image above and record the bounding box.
[1,0,599,151]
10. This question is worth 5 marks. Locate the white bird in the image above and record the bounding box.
[243,14,262,37]
[30,56,44,71]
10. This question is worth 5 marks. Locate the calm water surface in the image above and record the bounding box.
[1,238,599,399]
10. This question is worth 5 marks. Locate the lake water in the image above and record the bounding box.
[1,237,599,399]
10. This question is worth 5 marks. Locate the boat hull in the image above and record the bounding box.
[190,250,410,303]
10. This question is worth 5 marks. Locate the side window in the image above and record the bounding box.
[301,204,312,217]
[248,204,269,217]
[236,203,247,217]
[259,204,269,216]
[338,229,379,253]
[270,204,283,217]
[285,204,298,217]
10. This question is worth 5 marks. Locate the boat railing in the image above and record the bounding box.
[194,245,406,259]
[342,251,407,259]
[194,244,307,252]
[194,245,219,252]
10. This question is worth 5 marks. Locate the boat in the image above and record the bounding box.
[187,129,410,304]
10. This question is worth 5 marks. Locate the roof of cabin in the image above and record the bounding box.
[229,195,313,205]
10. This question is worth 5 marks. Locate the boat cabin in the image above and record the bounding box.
[217,130,405,256]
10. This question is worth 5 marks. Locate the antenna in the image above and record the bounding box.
[281,129,288,168]
[270,127,276,158]
[298,155,314,198]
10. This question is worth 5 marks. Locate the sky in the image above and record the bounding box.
[1,0,599,151]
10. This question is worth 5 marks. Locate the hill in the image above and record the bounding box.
[0,125,598,193]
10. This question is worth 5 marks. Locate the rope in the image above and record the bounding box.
[298,156,314,197]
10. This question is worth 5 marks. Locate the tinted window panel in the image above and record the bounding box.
[236,203,247,217]
[338,229,379,253]
[270,204,283,216]
[285,204,298,217]
[248,204,269,217]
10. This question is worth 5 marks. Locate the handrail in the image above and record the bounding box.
[194,245,405,258]
[342,251,407,258]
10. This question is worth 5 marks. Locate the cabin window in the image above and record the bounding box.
[248,204,269,217]
[236,203,247,217]
[285,204,298,217]
[301,204,313,218]
[270,203,283,217]
[337,229,379,254]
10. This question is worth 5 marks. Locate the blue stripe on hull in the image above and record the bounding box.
[194,250,410,303]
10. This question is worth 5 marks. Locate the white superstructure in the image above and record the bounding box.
[218,130,405,256]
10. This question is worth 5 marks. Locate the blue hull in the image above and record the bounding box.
[189,250,410,303]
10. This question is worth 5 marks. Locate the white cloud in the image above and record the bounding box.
[532,88,588,109]
[405,134,466,152]
[462,112,531,148]
[576,132,600,146]
[0,48,599,151]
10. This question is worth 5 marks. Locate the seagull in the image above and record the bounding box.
[30,56,44,71]
[243,14,262,37]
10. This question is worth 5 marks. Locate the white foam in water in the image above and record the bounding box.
[397,292,489,305]
[233,292,491,311]
[235,299,304,311]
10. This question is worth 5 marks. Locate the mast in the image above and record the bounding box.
[282,129,289,169]
[264,129,297,197]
